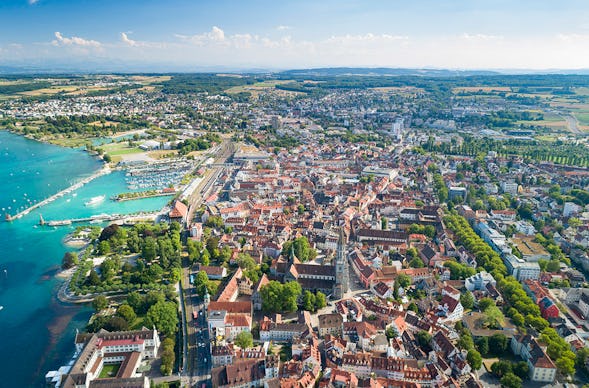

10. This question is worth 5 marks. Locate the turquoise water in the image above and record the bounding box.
[0,131,170,386]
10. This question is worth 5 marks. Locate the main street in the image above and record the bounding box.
[179,140,234,386]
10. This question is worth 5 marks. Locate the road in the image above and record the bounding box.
[565,114,582,134]
[177,140,233,386]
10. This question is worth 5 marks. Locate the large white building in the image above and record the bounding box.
[46,328,160,388]
[503,254,541,281]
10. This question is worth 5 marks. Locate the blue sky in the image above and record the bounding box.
[1,0,589,70]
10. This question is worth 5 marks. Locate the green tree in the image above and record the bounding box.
[409,257,425,268]
[458,333,474,350]
[467,349,482,370]
[417,331,432,348]
[478,297,495,311]
[460,291,475,310]
[489,333,508,355]
[235,331,254,349]
[476,336,489,356]
[386,326,399,339]
[146,301,179,337]
[98,240,111,255]
[315,291,327,310]
[92,295,108,311]
[302,290,316,311]
[116,304,136,324]
[142,237,157,262]
[500,372,522,388]
[237,253,256,271]
[491,360,512,377]
[61,251,78,270]
[193,270,209,296]
[396,273,411,288]
[513,361,529,380]
[87,269,102,286]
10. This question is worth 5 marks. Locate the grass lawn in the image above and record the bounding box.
[102,142,144,156]
[99,363,121,378]
[129,316,147,330]
[574,112,589,126]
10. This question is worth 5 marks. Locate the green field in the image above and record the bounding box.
[99,363,120,378]
[574,112,589,126]
[102,142,144,156]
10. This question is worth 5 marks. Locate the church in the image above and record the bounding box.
[270,230,349,299]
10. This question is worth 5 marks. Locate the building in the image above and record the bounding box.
[318,314,344,337]
[503,254,541,281]
[448,186,467,202]
[47,328,160,388]
[259,316,310,342]
[361,166,398,180]
[512,235,551,262]
[511,335,557,382]
[168,200,188,226]
[465,271,496,292]
[501,181,519,196]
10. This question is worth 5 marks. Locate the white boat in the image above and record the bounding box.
[84,195,105,206]
[0,306,3,311]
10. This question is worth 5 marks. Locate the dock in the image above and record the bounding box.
[5,166,112,222]
[43,211,160,227]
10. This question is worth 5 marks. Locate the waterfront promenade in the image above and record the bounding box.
[5,165,111,221]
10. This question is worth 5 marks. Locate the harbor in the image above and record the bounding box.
[4,165,111,222]
[40,210,161,227]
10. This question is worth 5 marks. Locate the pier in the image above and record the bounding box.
[43,211,160,227]
[5,166,111,222]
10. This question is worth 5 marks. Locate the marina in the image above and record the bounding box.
[4,166,111,222]
[124,158,193,190]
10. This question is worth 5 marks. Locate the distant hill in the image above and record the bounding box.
[278,67,501,77]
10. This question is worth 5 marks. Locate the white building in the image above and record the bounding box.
[465,271,496,292]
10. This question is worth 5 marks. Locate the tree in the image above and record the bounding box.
[160,338,175,376]
[396,273,411,288]
[546,259,561,273]
[467,349,482,370]
[489,333,508,355]
[146,301,179,337]
[193,270,209,296]
[491,360,512,377]
[315,291,327,310]
[576,347,589,371]
[409,257,425,268]
[478,297,495,311]
[235,331,253,349]
[407,303,418,313]
[458,333,474,350]
[302,290,316,311]
[386,326,399,339]
[555,356,575,377]
[513,361,529,380]
[416,331,432,348]
[127,291,145,314]
[460,291,474,310]
[260,280,302,313]
[142,237,157,262]
[104,316,128,331]
[116,304,136,324]
[381,217,388,230]
[476,336,489,356]
[92,295,108,311]
[98,240,111,255]
[61,251,78,270]
[500,372,522,388]
[237,253,256,271]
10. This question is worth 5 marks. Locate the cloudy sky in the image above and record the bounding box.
[1,0,589,71]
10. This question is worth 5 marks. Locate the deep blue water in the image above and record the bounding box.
[0,131,169,386]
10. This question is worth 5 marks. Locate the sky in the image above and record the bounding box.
[1,0,589,71]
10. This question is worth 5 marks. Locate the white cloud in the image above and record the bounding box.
[276,25,291,31]
[461,33,503,41]
[52,32,101,47]
[28,0,39,4]
[121,32,138,47]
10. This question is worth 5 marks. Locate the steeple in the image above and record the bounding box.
[334,228,349,299]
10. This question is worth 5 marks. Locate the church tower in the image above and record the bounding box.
[334,228,349,299]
